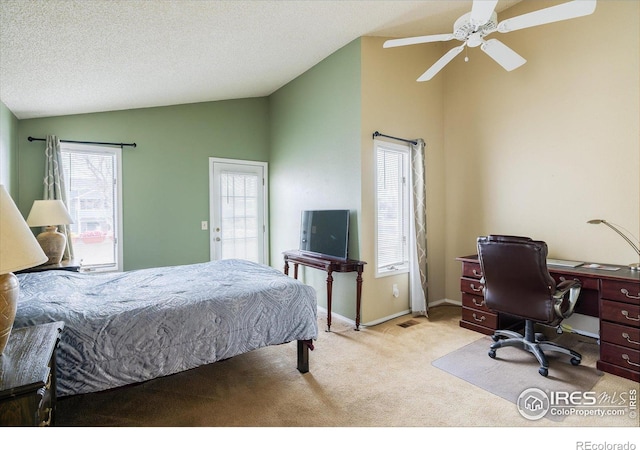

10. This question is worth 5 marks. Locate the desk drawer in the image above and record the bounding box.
[601,299,640,328]
[462,262,483,280]
[462,293,491,313]
[460,277,484,296]
[601,279,640,305]
[600,321,640,350]
[600,342,640,374]
[551,273,599,291]
[461,306,498,329]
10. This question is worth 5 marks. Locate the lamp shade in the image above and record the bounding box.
[0,185,48,274]
[26,199,74,227]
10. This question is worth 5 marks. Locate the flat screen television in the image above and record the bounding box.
[299,209,350,260]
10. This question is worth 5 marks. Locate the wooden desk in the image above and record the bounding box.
[283,250,366,331]
[457,255,640,382]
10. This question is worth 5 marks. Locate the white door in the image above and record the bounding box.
[209,158,268,264]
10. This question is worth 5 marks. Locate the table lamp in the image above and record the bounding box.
[0,185,48,354]
[587,219,640,271]
[26,199,74,265]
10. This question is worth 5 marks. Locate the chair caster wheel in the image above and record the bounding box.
[570,357,581,366]
[491,335,499,342]
[488,349,496,359]
[539,367,549,377]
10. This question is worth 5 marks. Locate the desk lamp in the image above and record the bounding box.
[26,199,74,265]
[0,185,48,354]
[587,219,640,271]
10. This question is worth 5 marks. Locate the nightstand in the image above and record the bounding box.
[0,321,64,426]
[16,259,80,274]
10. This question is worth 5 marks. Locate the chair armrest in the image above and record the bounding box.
[553,279,581,319]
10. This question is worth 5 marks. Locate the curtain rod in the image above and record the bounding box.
[372,131,417,146]
[28,136,136,148]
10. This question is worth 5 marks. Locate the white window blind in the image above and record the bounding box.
[375,140,410,276]
[60,143,122,272]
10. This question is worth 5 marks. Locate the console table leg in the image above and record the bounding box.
[284,260,289,276]
[326,270,333,332]
[355,268,363,331]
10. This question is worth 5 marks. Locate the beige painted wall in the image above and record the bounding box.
[360,37,446,324]
[443,0,640,302]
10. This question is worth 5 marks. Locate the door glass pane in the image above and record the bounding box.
[219,171,261,263]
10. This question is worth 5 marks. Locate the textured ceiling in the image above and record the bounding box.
[0,0,520,119]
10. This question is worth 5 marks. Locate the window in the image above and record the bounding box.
[374,139,410,277]
[60,143,122,272]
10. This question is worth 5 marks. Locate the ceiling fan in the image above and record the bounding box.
[383,0,597,81]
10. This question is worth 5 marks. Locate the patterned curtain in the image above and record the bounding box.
[43,135,74,260]
[409,138,428,316]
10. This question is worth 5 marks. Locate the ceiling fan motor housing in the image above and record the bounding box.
[453,11,498,46]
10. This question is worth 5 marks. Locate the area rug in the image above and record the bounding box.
[432,332,603,422]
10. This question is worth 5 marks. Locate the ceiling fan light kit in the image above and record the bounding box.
[383,0,597,81]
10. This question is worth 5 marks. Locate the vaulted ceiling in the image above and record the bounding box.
[0,0,520,119]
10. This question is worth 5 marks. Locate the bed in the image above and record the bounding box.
[14,259,318,397]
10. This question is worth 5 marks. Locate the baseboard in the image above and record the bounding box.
[316,305,357,328]
[361,309,411,327]
[318,298,461,329]
[317,306,412,329]
[430,298,461,307]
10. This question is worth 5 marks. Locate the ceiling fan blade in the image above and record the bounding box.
[417,44,465,82]
[480,39,526,71]
[497,0,597,33]
[470,0,499,26]
[383,33,455,48]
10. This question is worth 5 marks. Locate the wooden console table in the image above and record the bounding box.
[283,250,366,331]
[457,254,640,382]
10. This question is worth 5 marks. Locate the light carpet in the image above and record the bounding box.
[42,305,638,431]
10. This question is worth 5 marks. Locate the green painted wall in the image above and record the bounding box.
[0,100,19,195]
[269,39,362,319]
[16,98,270,270]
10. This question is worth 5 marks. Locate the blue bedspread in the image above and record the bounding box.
[15,259,318,397]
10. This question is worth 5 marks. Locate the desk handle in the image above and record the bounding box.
[472,298,485,307]
[622,354,640,368]
[469,283,483,293]
[622,333,640,346]
[621,288,640,300]
[40,407,52,427]
[472,269,483,277]
[472,313,486,323]
[621,310,640,322]
[559,276,581,283]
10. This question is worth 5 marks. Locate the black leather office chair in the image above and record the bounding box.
[477,235,583,376]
